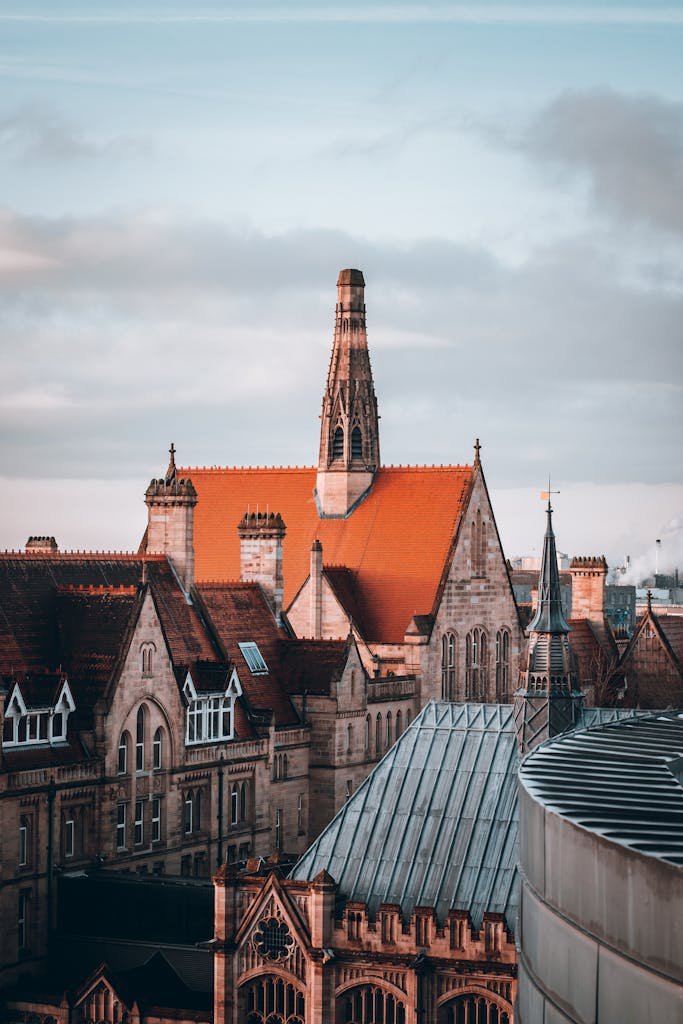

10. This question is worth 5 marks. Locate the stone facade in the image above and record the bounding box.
[211,864,516,1024]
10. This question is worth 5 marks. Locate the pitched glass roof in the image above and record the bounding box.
[291,701,520,932]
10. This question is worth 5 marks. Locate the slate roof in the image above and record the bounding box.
[182,465,473,643]
[520,711,683,866]
[279,639,350,696]
[194,582,300,725]
[291,701,520,932]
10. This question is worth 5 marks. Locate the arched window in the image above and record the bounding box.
[118,731,129,774]
[495,629,510,701]
[375,713,382,754]
[332,425,344,460]
[347,723,353,753]
[153,727,163,770]
[471,519,477,574]
[231,783,239,826]
[135,705,146,772]
[406,709,411,728]
[184,791,194,834]
[385,711,392,748]
[441,632,456,699]
[240,780,248,821]
[364,714,370,754]
[395,709,403,740]
[195,789,202,832]
[480,518,487,574]
[438,993,511,1024]
[242,976,305,1024]
[283,753,288,779]
[140,642,155,676]
[337,985,406,1024]
[351,426,363,459]
[466,628,488,700]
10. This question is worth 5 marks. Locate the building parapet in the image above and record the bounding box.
[366,676,416,703]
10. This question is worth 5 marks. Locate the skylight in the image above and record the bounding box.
[238,642,269,675]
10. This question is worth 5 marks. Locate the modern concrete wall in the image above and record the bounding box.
[516,777,683,1022]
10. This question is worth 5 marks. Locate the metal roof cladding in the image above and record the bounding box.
[520,710,683,865]
[291,701,520,932]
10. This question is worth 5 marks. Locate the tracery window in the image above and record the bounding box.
[242,975,305,1024]
[466,628,488,700]
[438,994,511,1024]
[337,985,406,1024]
[351,426,363,459]
[441,631,457,699]
[495,629,510,701]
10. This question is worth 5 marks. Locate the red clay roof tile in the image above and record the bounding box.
[186,465,473,643]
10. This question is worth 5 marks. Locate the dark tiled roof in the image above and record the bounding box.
[291,702,520,931]
[656,614,683,670]
[567,617,616,688]
[279,639,350,696]
[195,583,299,726]
[323,567,367,637]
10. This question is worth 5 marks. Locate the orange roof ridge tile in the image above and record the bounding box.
[57,583,138,596]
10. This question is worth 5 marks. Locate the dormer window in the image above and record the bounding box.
[238,642,268,675]
[183,669,242,746]
[2,679,75,748]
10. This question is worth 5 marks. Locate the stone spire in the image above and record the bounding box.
[316,269,380,517]
[514,501,582,753]
[145,444,197,593]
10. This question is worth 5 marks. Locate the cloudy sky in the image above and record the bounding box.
[1,1,682,575]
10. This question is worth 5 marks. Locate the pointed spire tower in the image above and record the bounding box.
[514,500,583,753]
[316,269,380,517]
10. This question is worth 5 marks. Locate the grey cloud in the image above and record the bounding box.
[0,211,680,490]
[0,104,152,164]
[523,89,683,233]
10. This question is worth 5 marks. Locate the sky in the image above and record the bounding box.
[1,1,682,576]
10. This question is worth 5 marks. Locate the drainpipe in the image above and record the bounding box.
[217,755,225,868]
[46,776,56,932]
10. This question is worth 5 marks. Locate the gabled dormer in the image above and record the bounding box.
[182,663,242,746]
[2,675,75,748]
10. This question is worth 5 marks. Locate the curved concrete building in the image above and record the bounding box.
[517,711,683,1022]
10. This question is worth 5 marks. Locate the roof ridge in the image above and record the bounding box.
[0,551,166,560]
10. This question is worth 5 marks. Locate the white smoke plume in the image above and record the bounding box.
[616,516,683,586]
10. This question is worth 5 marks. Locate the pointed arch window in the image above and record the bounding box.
[441,632,457,699]
[496,628,510,701]
[153,727,163,771]
[117,731,130,775]
[375,713,382,754]
[466,628,488,700]
[385,711,392,748]
[395,709,403,740]
[351,426,363,459]
[332,425,344,460]
[135,705,146,772]
[364,714,371,754]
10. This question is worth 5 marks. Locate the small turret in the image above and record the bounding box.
[237,511,286,624]
[144,443,197,592]
[514,501,582,753]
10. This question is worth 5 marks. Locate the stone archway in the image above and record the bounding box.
[240,974,305,1024]
[438,993,511,1024]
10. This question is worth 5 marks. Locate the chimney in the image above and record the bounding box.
[310,539,323,639]
[25,536,59,554]
[570,556,607,624]
[237,512,286,624]
[145,444,197,593]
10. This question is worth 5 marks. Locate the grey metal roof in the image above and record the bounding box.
[291,701,520,932]
[520,710,683,865]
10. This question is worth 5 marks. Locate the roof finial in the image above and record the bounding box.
[540,476,560,513]
[473,438,481,465]
[166,442,177,481]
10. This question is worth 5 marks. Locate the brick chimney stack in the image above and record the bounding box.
[237,512,286,624]
[310,539,323,639]
[570,556,607,624]
[145,444,197,593]
[25,536,59,553]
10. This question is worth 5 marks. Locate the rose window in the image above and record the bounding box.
[252,916,295,961]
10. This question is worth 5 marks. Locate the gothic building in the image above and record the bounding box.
[177,269,523,704]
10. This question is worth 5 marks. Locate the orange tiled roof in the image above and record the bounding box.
[185,465,473,643]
